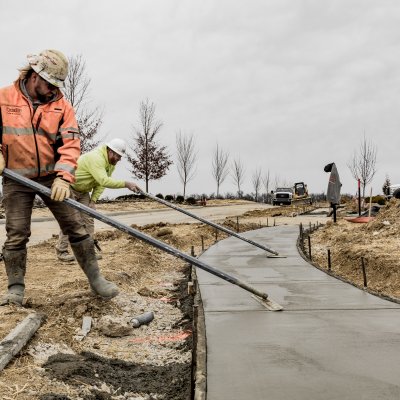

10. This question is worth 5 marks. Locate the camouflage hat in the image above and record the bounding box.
[27,49,68,88]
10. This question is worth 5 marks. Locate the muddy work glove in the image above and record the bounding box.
[51,177,70,201]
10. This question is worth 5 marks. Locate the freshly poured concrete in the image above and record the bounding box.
[197,225,400,399]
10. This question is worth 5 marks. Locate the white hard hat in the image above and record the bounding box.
[106,138,127,156]
[27,49,68,88]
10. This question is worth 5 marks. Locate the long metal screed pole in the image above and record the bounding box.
[142,192,279,256]
[2,168,278,305]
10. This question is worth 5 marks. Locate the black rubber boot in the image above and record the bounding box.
[0,248,27,306]
[70,237,119,299]
[56,249,76,262]
[93,239,103,260]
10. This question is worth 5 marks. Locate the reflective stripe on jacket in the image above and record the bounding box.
[72,144,125,202]
[0,80,80,183]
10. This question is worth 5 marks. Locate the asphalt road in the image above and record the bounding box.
[0,203,272,247]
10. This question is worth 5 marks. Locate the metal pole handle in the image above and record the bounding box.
[142,192,279,256]
[2,169,270,301]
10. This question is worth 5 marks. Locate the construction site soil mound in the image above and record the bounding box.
[307,198,400,300]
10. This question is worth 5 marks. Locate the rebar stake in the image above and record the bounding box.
[327,249,331,272]
[361,257,367,288]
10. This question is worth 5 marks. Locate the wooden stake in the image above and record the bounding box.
[0,313,45,372]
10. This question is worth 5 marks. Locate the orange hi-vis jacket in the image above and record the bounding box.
[0,80,80,183]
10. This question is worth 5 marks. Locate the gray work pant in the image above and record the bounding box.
[2,175,88,250]
[56,188,94,253]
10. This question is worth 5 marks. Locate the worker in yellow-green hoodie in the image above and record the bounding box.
[55,138,141,262]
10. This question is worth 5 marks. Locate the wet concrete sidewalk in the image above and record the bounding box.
[197,225,400,400]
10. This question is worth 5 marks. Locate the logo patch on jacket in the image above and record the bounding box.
[6,106,22,115]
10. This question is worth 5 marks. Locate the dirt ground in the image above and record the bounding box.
[305,199,400,300]
[0,199,264,400]
[0,198,399,399]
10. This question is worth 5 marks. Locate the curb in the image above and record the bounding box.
[192,266,207,400]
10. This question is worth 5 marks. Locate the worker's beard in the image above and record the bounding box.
[37,92,54,103]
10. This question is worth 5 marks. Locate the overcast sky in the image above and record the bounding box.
[1,0,400,199]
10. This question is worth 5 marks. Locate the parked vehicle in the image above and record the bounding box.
[272,187,293,205]
[386,184,400,199]
[272,182,312,206]
[293,182,312,204]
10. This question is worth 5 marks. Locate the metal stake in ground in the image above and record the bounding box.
[2,168,283,311]
[361,257,368,288]
[142,192,280,256]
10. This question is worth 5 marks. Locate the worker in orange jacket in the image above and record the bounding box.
[0,49,119,306]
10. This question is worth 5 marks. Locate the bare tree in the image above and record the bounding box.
[63,54,104,153]
[212,144,229,197]
[273,174,281,190]
[231,158,245,198]
[272,175,291,193]
[127,99,173,192]
[262,169,271,203]
[176,131,197,198]
[252,168,262,202]
[347,135,377,198]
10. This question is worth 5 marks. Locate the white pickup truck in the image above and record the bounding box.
[272,187,293,205]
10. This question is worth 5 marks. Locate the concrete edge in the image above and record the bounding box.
[191,263,207,400]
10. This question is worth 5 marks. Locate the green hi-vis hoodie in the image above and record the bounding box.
[71,144,125,202]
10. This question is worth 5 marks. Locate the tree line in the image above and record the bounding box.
[67,55,386,201]
[63,54,274,199]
